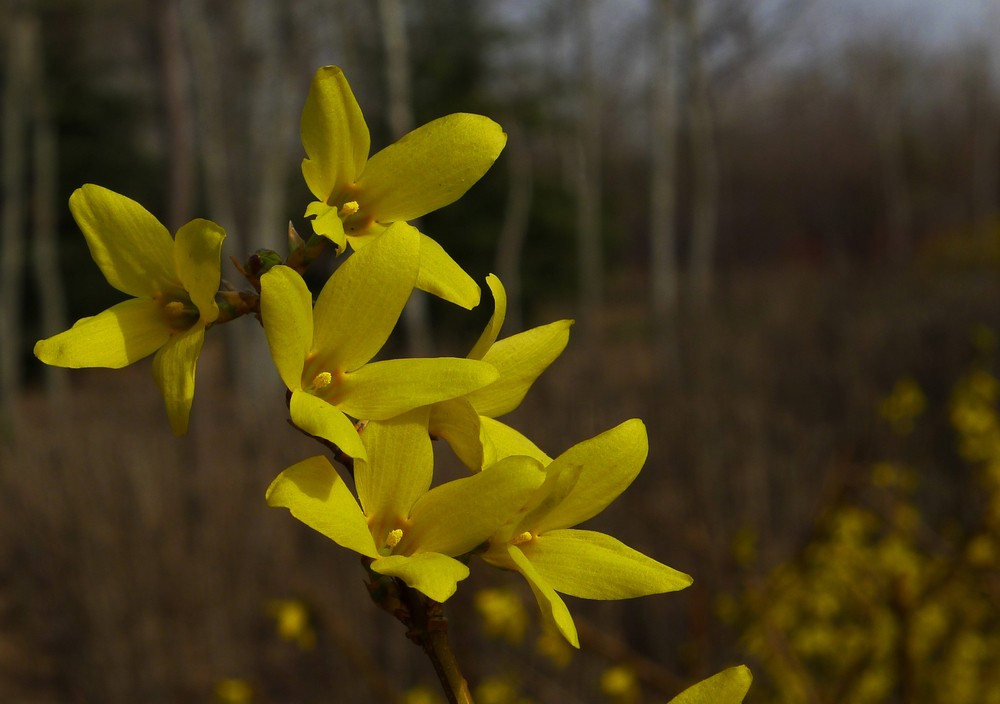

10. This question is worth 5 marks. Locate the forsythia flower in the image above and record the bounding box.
[266,408,544,602]
[34,184,225,435]
[259,222,498,459]
[482,419,692,647]
[300,65,506,308]
[430,275,571,470]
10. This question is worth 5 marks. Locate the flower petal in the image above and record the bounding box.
[534,419,648,534]
[466,319,573,418]
[339,358,498,420]
[174,218,225,322]
[34,298,170,369]
[429,398,484,471]
[521,529,692,600]
[300,66,370,201]
[406,455,545,557]
[355,409,433,532]
[260,266,312,391]
[305,200,347,250]
[312,222,419,371]
[667,666,753,704]
[371,553,470,603]
[480,417,553,467]
[69,185,177,297]
[289,390,367,460]
[503,545,579,648]
[357,113,506,223]
[468,274,506,360]
[414,232,480,309]
[152,325,206,435]
[266,455,378,558]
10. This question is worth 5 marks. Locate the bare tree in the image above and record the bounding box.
[649,0,681,372]
[0,9,33,430]
[494,120,534,333]
[682,0,720,309]
[378,0,432,356]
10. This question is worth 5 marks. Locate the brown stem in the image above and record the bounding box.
[400,582,474,704]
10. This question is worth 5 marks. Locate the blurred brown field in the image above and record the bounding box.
[4,263,999,702]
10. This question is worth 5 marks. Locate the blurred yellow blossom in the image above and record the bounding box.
[475,588,529,645]
[266,598,316,651]
[879,377,926,435]
[600,665,641,703]
[215,678,252,704]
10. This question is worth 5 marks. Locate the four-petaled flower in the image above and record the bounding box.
[430,274,572,470]
[259,221,498,460]
[34,184,225,435]
[266,408,544,602]
[482,419,693,647]
[300,65,506,309]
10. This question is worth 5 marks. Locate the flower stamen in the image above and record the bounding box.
[511,531,534,546]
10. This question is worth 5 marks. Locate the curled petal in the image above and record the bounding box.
[289,390,367,460]
[305,200,347,250]
[466,319,573,418]
[371,553,470,603]
[414,232,480,309]
[429,398,484,471]
[152,324,206,435]
[503,545,579,648]
[34,298,170,369]
[468,274,507,360]
[174,218,225,322]
[668,666,753,704]
[300,66,370,201]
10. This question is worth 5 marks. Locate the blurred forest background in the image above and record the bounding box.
[2,0,1000,702]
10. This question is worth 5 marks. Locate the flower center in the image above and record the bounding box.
[340,200,360,217]
[157,292,199,332]
[511,531,534,546]
[379,528,404,556]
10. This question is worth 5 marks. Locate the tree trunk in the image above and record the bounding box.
[494,120,533,333]
[0,11,33,430]
[649,0,681,375]
[683,0,719,310]
[378,0,432,356]
[575,0,604,345]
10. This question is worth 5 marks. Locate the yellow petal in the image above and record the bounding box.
[468,274,506,360]
[339,358,498,420]
[429,398,484,471]
[357,113,506,223]
[406,455,545,557]
[534,419,648,534]
[521,529,692,600]
[289,390,367,460]
[667,666,753,704]
[480,417,552,467]
[152,325,206,435]
[266,455,378,558]
[69,185,177,297]
[355,409,433,529]
[504,545,579,648]
[34,298,170,369]
[260,266,312,391]
[174,218,225,322]
[312,222,419,371]
[414,232,480,309]
[371,553,470,603]
[305,199,347,250]
[300,66,370,201]
[466,319,573,418]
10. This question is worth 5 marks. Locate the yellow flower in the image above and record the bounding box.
[259,222,498,459]
[266,408,544,602]
[34,185,225,434]
[214,678,252,704]
[300,66,506,308]
[482,420,692,647]
[429,275,572,470]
